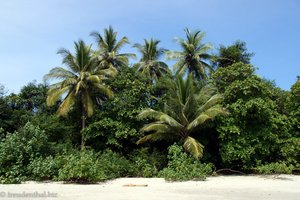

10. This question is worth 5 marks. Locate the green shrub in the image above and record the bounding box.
[280,138,300,166]
[0,123,50,183]
[0,128,4,139]
[98,150,132,179]
[56,149,134,183]
[128,148,166,177]
[158,144,213,181]
[254,162,295,174]
[57,150,106,183]
[132,157,157,177]
[27,156,63,181]
[0,165,27,184]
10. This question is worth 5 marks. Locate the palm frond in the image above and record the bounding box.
[203,105,228,118]
[44,67,76,81]
[90,31,102,46]
[187,113,211,131]
[98,67,118,78]
[57,89,76,116]
[57,48,79,73]
[46,85,71,106]
[113,37,129,52]
[137,131,175,144]
[197,94,224,113]
[174,62,188,75]
[165,51,184,60]
[138,109,183,128]
[140,122,171,133]
[183,136,204,159]
[93,84,113,99]
[118,53,136,59]
[197,84,218,103]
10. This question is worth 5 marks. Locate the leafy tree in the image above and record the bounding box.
[90,26,135,70]
[133,38,169,81]
[213,41,254,68]
[44,40,116,149]
[290,77,300,109]
[137,74,227,159]
[0,85,11,134]
[213,62,295,169]
[282,78,300,166]
[166,28,213,81]
[17,82,52,114]
[0,84,5,97]
[0,93,32,133]
[84,66,155,152]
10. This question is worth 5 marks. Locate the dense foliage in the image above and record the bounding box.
[0,27,299,183]
[213,63,298,170]
[158,144,213,181]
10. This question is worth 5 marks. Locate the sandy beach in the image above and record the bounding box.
[0,175,299,200]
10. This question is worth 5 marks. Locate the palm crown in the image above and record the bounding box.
[90,26,135,70]
[166,28,213,81]
[133,38,169,80]
[137,74,227,159]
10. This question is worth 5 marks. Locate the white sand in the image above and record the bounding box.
[0,175,299,200]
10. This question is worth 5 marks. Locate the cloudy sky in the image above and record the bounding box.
[0,0,299,92]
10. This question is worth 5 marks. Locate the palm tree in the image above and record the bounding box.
[133,38,169,81]
[212,40,254,68]
[90,26,135,70]
[166,28,213,81]
[44,40,116,149]
[137,74,227,159]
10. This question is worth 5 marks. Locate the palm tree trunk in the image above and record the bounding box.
[81,104,86,150]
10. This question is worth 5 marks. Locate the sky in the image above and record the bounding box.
[0,0,299,93]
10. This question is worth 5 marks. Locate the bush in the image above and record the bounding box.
[0,128,4,139]
[254,162,295,174]
[98,149,132,179]
[0,165,27,184]
[158,144,214,181]
[132,158,157,177]
[57,149,133,183]
[0,123,50,183]
[280,138,300,167]
[27,156,63,181]
[57,150,105,183]
[128,148,167,177]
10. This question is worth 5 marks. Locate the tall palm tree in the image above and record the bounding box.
[44,40,116,149]
[133,38,169,81]
[90,26,135,70]
[166,28,213,81]
[137,74,227,159]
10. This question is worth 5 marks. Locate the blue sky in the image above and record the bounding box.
[0,0,299,93]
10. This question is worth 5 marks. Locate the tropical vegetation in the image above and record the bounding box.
[133,38,169,81]
[0,27,299,183]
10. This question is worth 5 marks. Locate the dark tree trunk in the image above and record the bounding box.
[81,103,86,150]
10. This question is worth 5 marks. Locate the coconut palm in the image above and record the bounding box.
[133,38,169,81]
[137,74,227,159]
[212,40,254,68]
[166,28,213,81]
[90,26,135,70]
[44,40,116,149]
